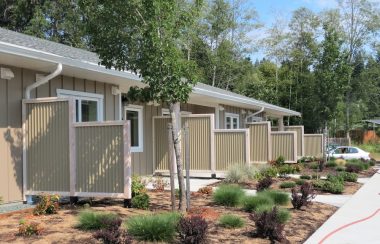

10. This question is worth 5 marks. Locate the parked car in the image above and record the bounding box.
[327,146,371,160]
[326,143,340,153]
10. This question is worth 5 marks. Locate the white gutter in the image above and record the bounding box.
[25,63,62,99]
[245,107,265,123]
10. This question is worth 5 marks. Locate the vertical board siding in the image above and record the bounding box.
[215,131,246,171]
[271,133,296,162]
[26,101,70,192]
[285,126,304,157]
[182,116,211,170]
[153,117,171,171]
[304,134,323,157]
[248,122,270,163]
[75,125,124,193]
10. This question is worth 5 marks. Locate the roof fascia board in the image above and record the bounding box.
[0,41,141,82]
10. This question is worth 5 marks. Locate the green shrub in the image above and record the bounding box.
[126,212,180,242]
[336,166,346,172]
[277,165,298,177]
[253,204,289,223]
[219,214,245,228]
[213,185,245,207]
[325,161,337,168]
[18,220,43,236]
[295,179,305,185]
[260,166,278,178]
[258,190,289,206]
[33,194,59,215]
[311,174,320,179]
[131,193,150,210]
[300,175,311,180]
[337,172,358,182]
[225,164,261,183]
[309,163,319,169]
[242,195,273,212]
[77,211,119,230]
[279,181,296,189]
[369,160,376,166]
[323,181,344,194]
[312,180,326,189]
[132,175,146,197]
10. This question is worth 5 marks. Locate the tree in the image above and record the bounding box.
[81,0,202,211]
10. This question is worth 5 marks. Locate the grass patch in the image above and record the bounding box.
[300,175,311,180]
[126,212,180,242]
[77,211,119,230]
[295,179,306,185]
[258,190,290,206]
[213,184,245,207]
[242,195,273,212]
[325,161,337,168]
[219,214,245,228]
[279,181,296,188]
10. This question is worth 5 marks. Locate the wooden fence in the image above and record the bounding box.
[23,98,131,200]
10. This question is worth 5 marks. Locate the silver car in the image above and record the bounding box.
[327,146,371,161]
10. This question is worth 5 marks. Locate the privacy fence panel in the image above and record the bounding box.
[153,117,171,171]
[23,98,131,199]
[24,99,71,193]
[304,134,324,158]
[75,123,125,194]
[214,130,249,171]
[271,132,297,163]
[285,126,304,157]
[247,122,271,163]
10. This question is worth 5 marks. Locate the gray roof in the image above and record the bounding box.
[364,119,380,125]
[0,27,100,63]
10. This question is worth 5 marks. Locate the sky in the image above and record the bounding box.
[248,0,339,60]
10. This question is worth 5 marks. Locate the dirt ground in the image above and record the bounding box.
[0,191,337,244]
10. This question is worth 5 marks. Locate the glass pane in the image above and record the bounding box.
[226,117,231,129]
[75,100,79,122]
[127,110,139,147]
[233,118,238,129]
[81,100,98,122]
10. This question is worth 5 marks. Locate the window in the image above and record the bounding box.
[125,105,143,152]
[57,89,103,122]
[348,147,358,154]
[225,113,239,129]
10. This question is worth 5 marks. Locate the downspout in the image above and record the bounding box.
[25,63,63,99]
[245,106,265,124]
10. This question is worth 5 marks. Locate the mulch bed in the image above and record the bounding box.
[0,191,337,244]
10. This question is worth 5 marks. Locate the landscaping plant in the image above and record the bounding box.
[256,177,273,192]
[131,193,150,210]
[258,190,290,206]
[260,166,278,178]
[131,175,146,197]
[126,212,180,242]
[337,172,358,182]
[225,164,247,183]
[212,184,245,207]
[255,205,291,224]
[325,161,337,168]
[295,179,306,185]
[279,181,296,189]
[198,186,213,195]
[336,166,346,172]
[18,220,43,236]
[218,214,245,228]
[250,206,287,242]
[93,217,132,244]
[300,175,311,180]
[242,195,273,212]
[33,194,59,215]
[177,215,208,244]
[291,182,315,210]
[77,211,119,230]
[151,176,169,192]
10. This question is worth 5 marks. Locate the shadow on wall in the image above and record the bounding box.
[3,128,23,201]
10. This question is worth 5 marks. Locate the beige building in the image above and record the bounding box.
[0,28,311,204]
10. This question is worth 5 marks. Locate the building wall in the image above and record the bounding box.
[0,64,120,203]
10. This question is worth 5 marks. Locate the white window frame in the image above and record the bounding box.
[225,112,240,129]
[161,108,192,116]
[125,105,144,153]
[57,89,104,122]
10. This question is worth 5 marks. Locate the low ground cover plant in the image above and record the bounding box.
[131,193,150,210]
[33,194,59,215]
[198,186,213,195]
[291,182,315,209]
[178,215,208,244]
[93,217,132,244]
[126,212,180,242]
[18,220,43,236]
[336,166,346,171]
[151,176,169,192]
[345,159,369,173]
[213,184,245,207]
[242,195,273,212]
[258,190,289,206]
[295,179,306,185]
[300,175,311,180]
[256,177,273,192]
[218,214,245,228]
[337,172,358,182]
[308,162,319,170]
[325,161,337,168]
[280,181,296,188]
[250,206,288,242]
[254,205,291,224]
[77,210,120,230]
[312,175,344,194]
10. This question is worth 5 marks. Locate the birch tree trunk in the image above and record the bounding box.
[169,102,186,212]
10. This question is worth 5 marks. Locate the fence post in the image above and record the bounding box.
[68,99,77,203]
[184,122,191,211]
[123,121,132,207]
[168,123,176,211]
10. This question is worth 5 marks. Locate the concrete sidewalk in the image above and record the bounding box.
[305,170,380,244]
